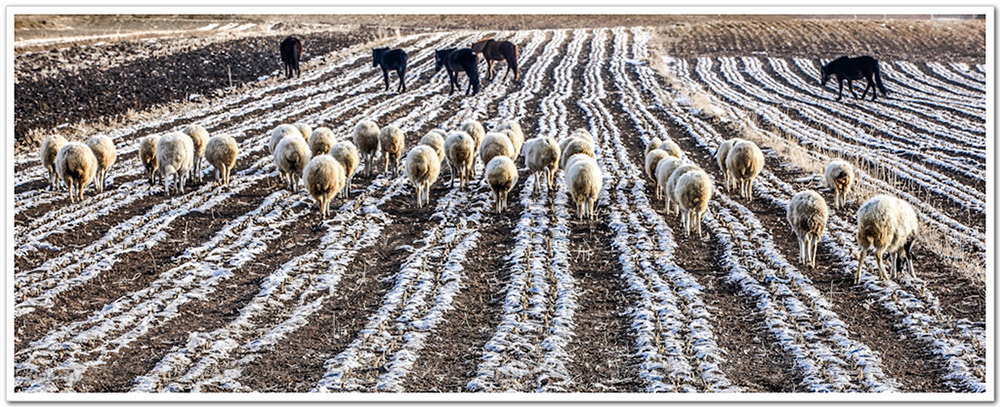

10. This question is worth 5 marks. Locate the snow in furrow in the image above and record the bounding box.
[917,61,986,95]
[881,63,984,111]
[947,62,986,84]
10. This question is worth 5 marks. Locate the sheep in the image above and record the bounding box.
[644,137,662,157]
[726,139,764,201]
[444,131,475,189]
[353,120,381,177]
[486,156,518,214]
[715,138,743,192]
[205,134,239,188]
[329,141,359,198]
[559,137,596,169]
[309,127,337,156]
[558,133,593,158]
[85,135,117,194]
[182,124,209,182]
[294,122,313,143]
[139,134,160,185]
[674,169,713,239]
[39,134,67,190]
[55,142,97,203]
[479,132,515,179]
[645,149,669,196]
[658,139,682,159]
[268,124,303,155]
[419,130,446,163]
[274,135,312,191]
[460,120,486,151]
[564,153,598,173]
[655,156,682,209]
[825,159,855,209]
[570,128,594,144]
[303,155,346,219]
[522,136,560,193]
[855,194,919,284]
[156,132,194,196]
[405,145,441,208]
[497,120,524,158]
[566,157,603,221]
[786,190,829,268]
[664,164,701,216]
[378,125,405,176]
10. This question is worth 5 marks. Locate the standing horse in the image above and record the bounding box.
[280,36,303,79]
[373,47,408,92]
[435,48,480,96]
[820,55,888,101]
[470,38,519,82]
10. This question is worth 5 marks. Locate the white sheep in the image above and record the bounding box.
[674,169,713,239]
[156,132,194,196]
[487,155,518,214]
[654,156,682,208]
[182,124,209,182]
[558,134,592,157]
[444,131,475,189]
[303,155,346,219]
[274,135,312,191]
[379,124,405,176]
[329,141,359,198]
[645,149,669,195]
[55,142,97,203]
[658,139,682,159]
[664,163,701,216]
[479,132,515,178]
[39,134,67,190]
[570,128,594,144]
[405,145,441,208]
[825,159,855,209]
[420,130,446,163]
[559,137,596,169]
[644,137,662,157]
[497,120,524,158]
[522,136,560,193]
[787,190,829,268]
[726,139,764,201]
[309,127,337,156]
[460,120,486,151]
[139,134,160,185]
[205,134,239,188]
[268,124,303,155]
[353,120,381,177]
[563,153,598,174]
[715,138,743,192]
[855,194,919,284]
[566,157,603,221]
[85,135,116,194]
[295,122,313,143]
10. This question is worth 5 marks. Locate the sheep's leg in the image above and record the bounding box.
[811,237,820,268]
[855,248,867,284]
[696,210,704,238]
[875,248,888,281]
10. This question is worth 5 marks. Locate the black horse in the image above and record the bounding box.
[280,36,303,79]
[373,47,408,92]
[435,48,480,96]
[470,38,519,82]
[820,56,888,101]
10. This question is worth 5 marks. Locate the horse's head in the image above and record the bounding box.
[372,48,388,67]
[820,61,831,86]
[434,49,448,72]
[470,38,492,53]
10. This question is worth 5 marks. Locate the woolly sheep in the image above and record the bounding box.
[309,127,337,156]
[855,194,919,284]
[522,136,560,193]
[569,128,594,144]
[655,157,682,210]
[645,149,669,196]
[479,132,515,178]
[55,142,97,203]
[86,135,117,194]
[644,137,663,157]
[303,155,346,219]
[558,134,592,159]
[274,134,311,191]
[294,122,313,143]
[497,120,524,158]
[205,134,239,188]
[566,157,603,221]
[353,120,381,177]
[269,124,303,155]
[379,125,405,176]
[405,145,441,208]
[564,153,598,173]
[182,124,209,182]
[715,138,743,192]
[658,139,682,159]
[140,134,160,185]
[674,169,713,239]
[664,164,701,216]
[559,137,596,169]
[786,190,829,268]
[444,131,475,189]
[825,159,855,209]
[726,139,764,201]
[487,155,518,214]
[419,130,446,163]
[156,132,194,196]
[39,134,67,190]
[329,141,360,198]
[460,120,486,151]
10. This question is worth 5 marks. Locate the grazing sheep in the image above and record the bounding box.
[303,155,346,219]
[39,134,67,190]
[294,122,313,143]
[486,156,518,214]
[268,124,302,154]
[55,142,97,203]
[654,156,681,208]
[444,131,475,189]
[522,136,560,193]
[715,138,743,192]
[86,135,117,194]
[140,134,160,185]
[405,145,441,208]
[658,139,682,159]
[564,153,598,174]
[460,119,486,153]
[479,132,515,178]
[274,135,311,191]
[419,130,446,163]
[156,132,194,196]
[570,128,594,144]
[645,149,669,195]
[559,137,596,169]
[674,170,713,239]
[379,125,405,176]
[644,137,662,157]
[664,164,701,216]
[205,134,239,188]
[855,194,919,284]
[182,124,209,182]
[566,157,603,221]
[497,120,524,158]
[353,120,381,177]
[329,141,360,198]
[726,139,764,201]
[786,190,829,268]
[825,159,855,209]
[309,127,337,156]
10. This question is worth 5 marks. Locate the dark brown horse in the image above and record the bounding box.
[280,36,303,79]
[470,38,518,82]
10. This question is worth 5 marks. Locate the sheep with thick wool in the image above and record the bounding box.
[645,149,669,198]
[140,134,160,185]
[86,135,117,193]
[566,157,603,221]
[825,160,854,209]
[274,135,311,191]
[268,124,303,154]
[39,134,67,190]
[55,142,97,203]
[655,156,682,210]
[156,132,194,196]
[479,132,515,179]
[445,131,475,189]
[658,139,682,159]
[205,134,239,188]
[715,138,743,192]
[460,120,485,151]
[855,194,919,284]
[570,128,594,144]
[182,124,209,182]
[645,137,662,157]
[664,164,701,216]
[309,127,337,156]
[487,156,518,214]
[294,122,313,143]
[497,120,524,159]
[329,141,359,198]
[379,124,405,176]
[674,170,713,239]
[786,190,829,268]
[726,139,764,201]
[523,136,560,192]
[405,145,441,208]
[353,120,381,177]
[559,137,595,169]
[303,155,346,219]
[420,130,446,163]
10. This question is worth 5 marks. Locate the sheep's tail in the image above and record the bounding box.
[285,149,302,166]
[874,65,888,96]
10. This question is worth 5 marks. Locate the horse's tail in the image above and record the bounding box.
[874,64,888,96]
[294,40,302,67]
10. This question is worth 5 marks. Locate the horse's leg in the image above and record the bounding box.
[848,79,859,100]
[861,77,872,100]
[397,67,406,92]
[487,60,494,81]
[447,70,456,95]
[867,75,877,101]
[382,68,390,91]
[836,80,843,101]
